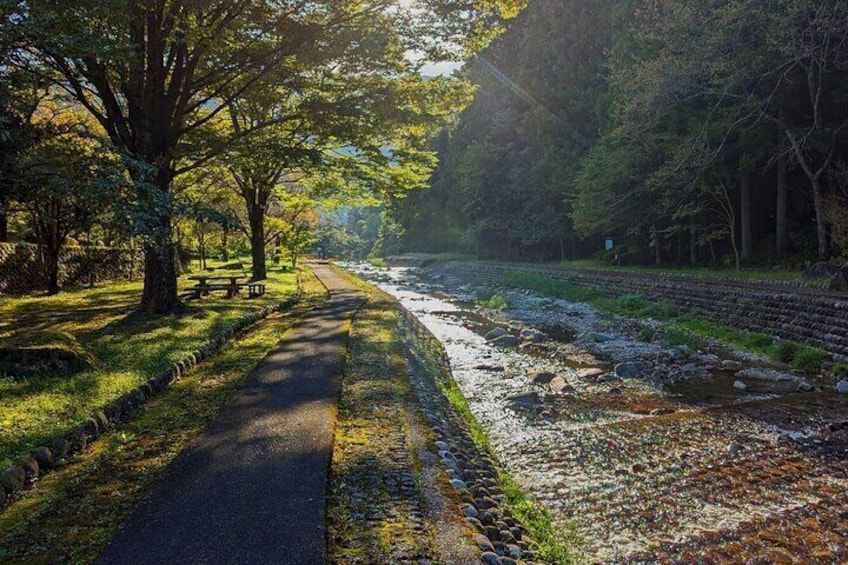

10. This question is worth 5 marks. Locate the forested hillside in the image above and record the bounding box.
[396,0,848,267]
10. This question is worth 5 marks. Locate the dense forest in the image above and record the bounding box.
[395,0,848,268]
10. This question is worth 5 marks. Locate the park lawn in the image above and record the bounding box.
[0,266,299,469]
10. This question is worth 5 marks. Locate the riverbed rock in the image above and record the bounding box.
[802,261,838,280]
[734,380,748,391]
[490,335,519,348]
[485,328,509,341]
[831,263,848,291]
[520,328,547,344]
[668,347,688,361]
[682,363,698,375]
[528,371,557,385]
[797,381,814,392]
[505,391,540,411]
[727,442,742,456]
[475,364,505,372]
[721,360,743,371]
[837,379,848,394]
[576,368,606,379]
[615,362,641,379]
[585,331,615,343]
[549,376,575,394]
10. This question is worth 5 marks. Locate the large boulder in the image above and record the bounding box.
[830,263,848,292]
[802,261,838,280]
[489,335,519,348]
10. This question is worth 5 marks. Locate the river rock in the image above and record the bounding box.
[550,376,574,394]
[837,379,848,394]
[734,380,748,391]
[577,367,606,379]
[506,391,539,410]
[797,381,814,392]
[490,335,519,348]
[803,261,838,280]
[682,363,698,375]
[485,327,509,341]
[528,371,557,385]
[615,362,641,379]
[668,347,688,361]
[721,360,743,371]
[475,364,505,372]
[585,332,615,343]
[520,328,547,343]
[831,263,848,292]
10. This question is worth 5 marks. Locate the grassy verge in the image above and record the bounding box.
[327,286,435,563]
[0,267,298,469]
[0,268,327,563]
[439,376,583,564]
[531,259,816,284]
[502,271,827,373]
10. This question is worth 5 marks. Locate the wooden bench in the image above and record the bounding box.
[186,275,247,299]
[244,283,266,298]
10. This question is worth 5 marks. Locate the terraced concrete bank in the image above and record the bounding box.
[98,263,364,565]
[438,262,848,361]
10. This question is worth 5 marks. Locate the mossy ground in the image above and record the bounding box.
[327,273,477,565]
[0,268,326,563]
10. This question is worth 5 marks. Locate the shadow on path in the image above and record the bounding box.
[97,263,364,565]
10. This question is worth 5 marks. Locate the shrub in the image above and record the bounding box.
[792,347,826,374]
[769,340,799,363]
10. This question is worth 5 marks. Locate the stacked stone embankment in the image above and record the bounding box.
[437,262,848,363]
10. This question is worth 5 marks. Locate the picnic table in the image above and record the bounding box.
[186,275,247,299]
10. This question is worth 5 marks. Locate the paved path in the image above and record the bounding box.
[98,263,364,565]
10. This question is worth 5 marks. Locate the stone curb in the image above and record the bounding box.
[396,305,544,565]
[1,293,300,506]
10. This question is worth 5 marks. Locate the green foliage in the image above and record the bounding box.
[790,347,826,374]
[477,293,509,310]
[832,363,848,379]
[502,272,600,302]
[769,340,800,363]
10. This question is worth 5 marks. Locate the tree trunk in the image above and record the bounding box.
[0,207,7,242]
[45,242,61,295]
[248,204,267,281]
[690,225,698,265]
[651,223,662,266]
[740,171,752,266]
[222,225,229,262]
[136,165,181,314]
[811,176,829,260]
[776,152,787,259]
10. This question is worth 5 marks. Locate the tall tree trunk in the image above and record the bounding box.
[45,237,61,296]
[690,225,698,265]
[740,171,752,266]
[248,204,267,281]
[0,206,7,242]
[222,225,229,262]
[651,223,662,266]
[137,167,181,315]
[811,176,829,260]
[776,152,788,259]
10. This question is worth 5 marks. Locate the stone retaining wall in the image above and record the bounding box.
[437,262,848,363]
[0,243,142,294]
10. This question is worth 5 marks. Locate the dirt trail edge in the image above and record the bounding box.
[97,262,364,565]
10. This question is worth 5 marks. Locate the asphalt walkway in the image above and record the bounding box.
[97,263,364,565]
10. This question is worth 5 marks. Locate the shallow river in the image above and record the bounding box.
[343,262,848,563]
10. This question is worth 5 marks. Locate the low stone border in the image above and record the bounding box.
[396,304,547,565]
[0,293,300,506]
